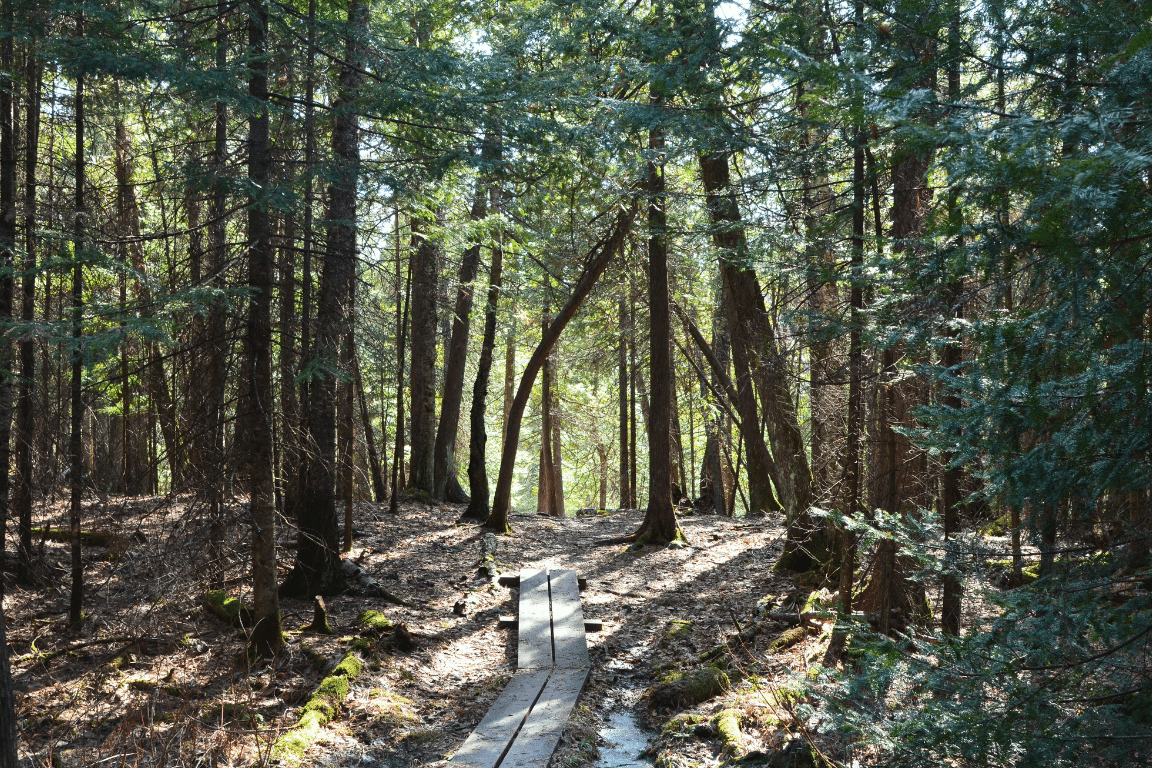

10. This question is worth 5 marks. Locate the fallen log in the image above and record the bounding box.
[339,557,418,608]
[16,635,177,664]
[697,609,903,663]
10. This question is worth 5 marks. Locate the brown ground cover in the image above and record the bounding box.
[5,496,856,767]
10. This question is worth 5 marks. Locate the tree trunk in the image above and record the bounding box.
[354,353,386,502]
[433,188,487,501]
[239,0,282,657]
[282,0,366,596]
[339,328,355,551]
[14,49,38,584]
[69,59,85,629]
[537,322,555,515]
[618,291,630,508]
[550,389,565,517]
[636,121,681,546]
[462,206,504,521]
[389,236,411,514]
[486,202,636,532]
[408,216,438,495]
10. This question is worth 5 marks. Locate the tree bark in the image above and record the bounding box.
[69,56,85,629]
[239,0,282,657]
[282,0,366,596]
[339,328,355,551]
[389,238,411,514]
[636,120,681,546]
[14,46,37,584]
[486,202,636,532]
[433,188,487,501]
[354,353,386,502]
[618,291,630,508]
[408,216,439,495]
[462,213,504,521]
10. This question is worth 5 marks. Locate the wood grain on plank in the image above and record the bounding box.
[497,667,590,768]
[517,569,553,669]
[548,569,589,669]
[448,668,552,767]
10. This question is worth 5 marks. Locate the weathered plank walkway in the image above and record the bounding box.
[449,569,592,768]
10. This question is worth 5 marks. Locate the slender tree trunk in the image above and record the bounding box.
[283,0,366,596]
[279,216,299,515]
[339,329,355,551]
[433,187,488,501]
[389,248,411,514]
[551,388,565,516]
[14,50,39,583]
[408,216,438,494]
[0,1,14,610]
[502,329,514,448]
[240,0,282,657]
[354,353,386,502]
[537,318,554,515]
[462,214,504,521]
[69,58,85,629]
[618,292,630,508]
[486,202,636,532]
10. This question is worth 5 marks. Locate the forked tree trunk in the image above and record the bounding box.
[618,292,630,508]
[462,214,504,521]
[486,202,636,532]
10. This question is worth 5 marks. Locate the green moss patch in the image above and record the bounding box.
[204,590,254,627]
[713,709,744,756]
[270,651,364,766]
[357,610,392,632]
[649,666,730,709]
[659,619,693,648]
[662,712,705,736]
[767,626,811,654]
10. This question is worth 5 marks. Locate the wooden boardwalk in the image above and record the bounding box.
[449,569,592,768]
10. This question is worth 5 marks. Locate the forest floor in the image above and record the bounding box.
[5,494,873,767]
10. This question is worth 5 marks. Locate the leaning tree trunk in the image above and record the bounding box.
[433,187,488,501]
[486,201,637,533]
[238,0,282,657]
[282,0,366,596]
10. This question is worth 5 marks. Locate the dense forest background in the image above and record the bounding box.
[0,0,1150,765]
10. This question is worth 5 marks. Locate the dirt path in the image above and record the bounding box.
[6,498,824,767]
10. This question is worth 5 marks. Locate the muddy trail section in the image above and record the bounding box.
[5,498,841,767]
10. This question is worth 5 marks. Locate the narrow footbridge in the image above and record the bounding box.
[450,568,596,768]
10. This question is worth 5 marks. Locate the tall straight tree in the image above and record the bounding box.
[0,7,19,762]
[237,0,282,656]
[68,31,85,629]
[634,97,682,545]
[408,214,439,495]
[14,48,39,583]
[282,0,367,596]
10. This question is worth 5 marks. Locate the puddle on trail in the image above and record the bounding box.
[596,707,655,768]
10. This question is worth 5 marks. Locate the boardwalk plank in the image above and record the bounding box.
[497,667,590,768]
[448,668,552,767]
[517,569,553,670]
[549,570,590,669]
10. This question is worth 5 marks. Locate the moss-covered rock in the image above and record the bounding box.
[662,712,706,736]
[649,666,730,709]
